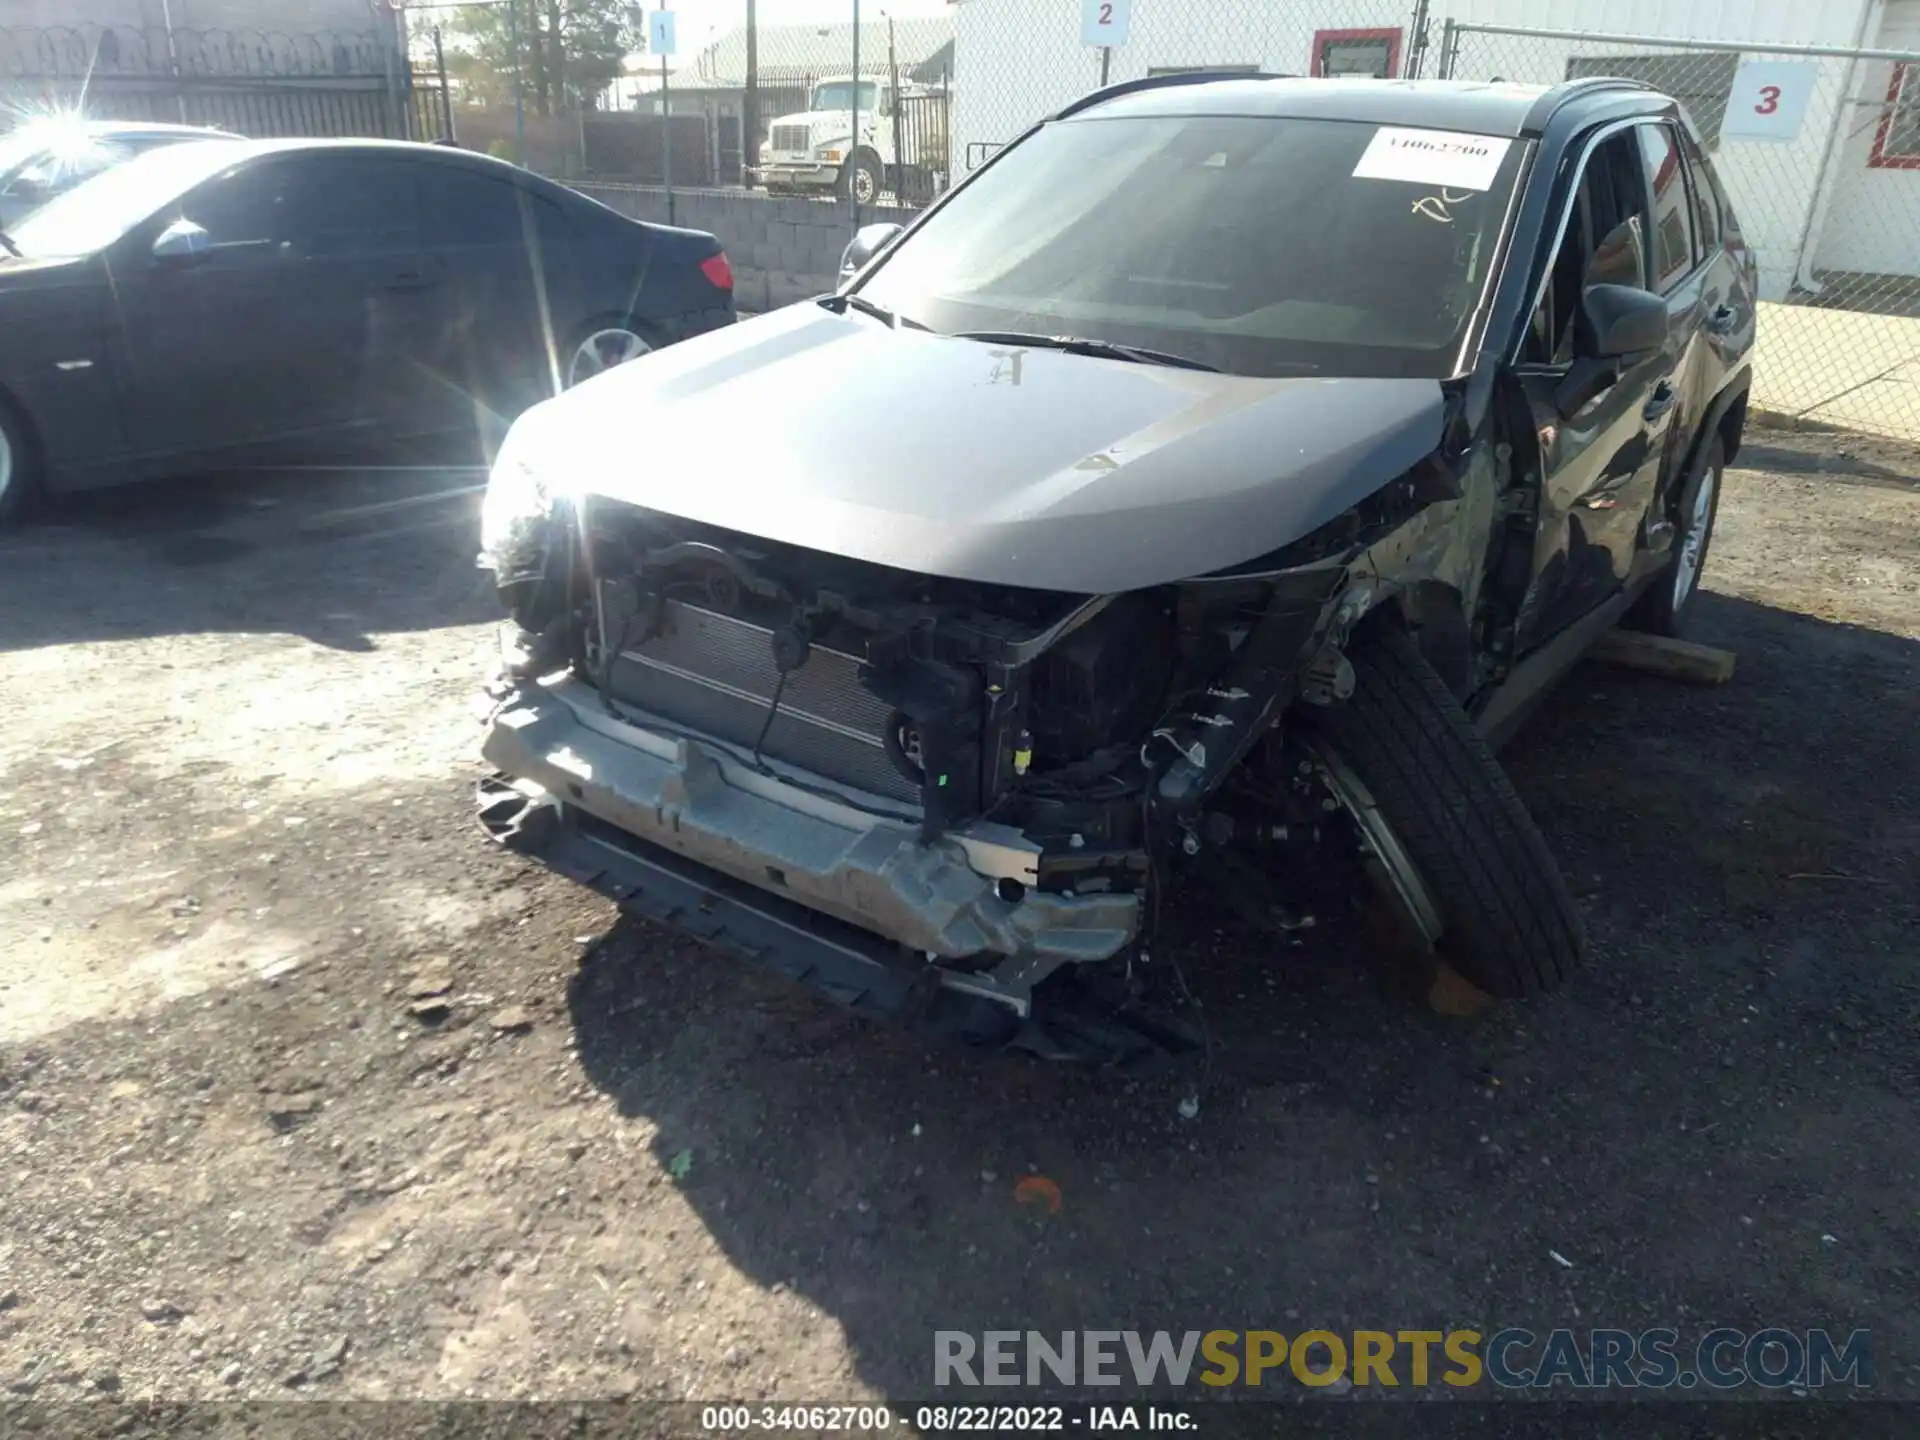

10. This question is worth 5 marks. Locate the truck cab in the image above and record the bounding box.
[755,74,947,205]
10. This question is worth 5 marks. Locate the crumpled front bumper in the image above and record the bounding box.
[480,677,1142,995]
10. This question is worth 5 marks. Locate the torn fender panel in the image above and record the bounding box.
[510,305,1449,593]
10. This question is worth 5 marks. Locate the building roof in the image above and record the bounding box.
[690,16,954,89]
[1075,77,1633,138]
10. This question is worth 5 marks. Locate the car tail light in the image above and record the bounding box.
[699,252,733,291]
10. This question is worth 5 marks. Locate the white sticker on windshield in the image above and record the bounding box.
[1352,126,1512,192]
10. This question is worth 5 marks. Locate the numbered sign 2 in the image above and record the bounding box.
[1721,58,1816,142]
[1081,0,1132,49]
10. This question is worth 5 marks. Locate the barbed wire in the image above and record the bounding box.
[0,25,392,81]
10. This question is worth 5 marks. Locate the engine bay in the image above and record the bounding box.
[564,502,1347,896]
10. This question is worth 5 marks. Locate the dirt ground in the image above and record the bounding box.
[1,428,1916,1409]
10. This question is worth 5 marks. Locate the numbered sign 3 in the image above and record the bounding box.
[1721,58,1817,142]
[1081,0,1133,49]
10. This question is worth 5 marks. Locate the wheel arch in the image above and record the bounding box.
[0,379,46,511]
[1349,578,1476,704]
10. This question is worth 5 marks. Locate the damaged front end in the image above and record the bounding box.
[475,424,1466,1061]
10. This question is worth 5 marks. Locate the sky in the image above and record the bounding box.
[648,0,954,63]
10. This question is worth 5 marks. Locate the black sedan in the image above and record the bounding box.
[0,138,735,523]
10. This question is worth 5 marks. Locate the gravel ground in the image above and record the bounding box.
[0,428,1916,1408]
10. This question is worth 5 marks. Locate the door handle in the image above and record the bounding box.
[384,269,434,290]
[1705,304,1737,335]
[1643,381,1677,423]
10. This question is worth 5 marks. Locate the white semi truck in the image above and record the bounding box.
[754,74,949,205]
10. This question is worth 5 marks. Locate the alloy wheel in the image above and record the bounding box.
[1306,738,1446,952]
[567,327,651,388]
[0,423,12,509]
[1672,462,1719,608]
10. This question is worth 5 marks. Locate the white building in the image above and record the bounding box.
[949,0,1920,298]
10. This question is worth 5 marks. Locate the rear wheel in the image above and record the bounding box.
[0,397,39,528]
[565,321,654,389]
[1626,436,1724,637]
[1303,625,1589,998]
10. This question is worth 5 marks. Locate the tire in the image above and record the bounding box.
[0,396,39,528]
[838,151,883,206]
[1305,625,1589,997]
[1625,436,1724,637]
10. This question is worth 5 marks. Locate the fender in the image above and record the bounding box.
[1670,364,1751,509]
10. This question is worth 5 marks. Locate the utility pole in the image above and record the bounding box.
[743,0,758,188]
[510,0,526,166]
[850,0,860,226]
[661,0,674,223]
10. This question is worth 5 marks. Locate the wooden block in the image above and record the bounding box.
[1592,630,1737,684]
[1428,962,1493,1017]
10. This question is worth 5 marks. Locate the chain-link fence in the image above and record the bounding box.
[951,0,1431,179]
[1439,20,1920,442]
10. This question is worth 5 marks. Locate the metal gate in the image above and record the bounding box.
[1439,20,1920,442]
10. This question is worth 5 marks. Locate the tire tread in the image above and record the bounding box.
[1313,626,1589,996]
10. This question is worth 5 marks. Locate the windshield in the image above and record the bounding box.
[810,80,878,112]
[7,140,248,256]
[854,114,1526,379]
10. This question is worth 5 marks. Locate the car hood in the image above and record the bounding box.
[521,303,1448,593]
[0,253,94,290]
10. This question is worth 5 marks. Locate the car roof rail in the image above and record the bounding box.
[1524,75,1659,129]
[1048,69,1295,122]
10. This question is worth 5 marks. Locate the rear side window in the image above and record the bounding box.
[1676,128,1722,255]
[418,166,569,252]
[1636,123,1696,292]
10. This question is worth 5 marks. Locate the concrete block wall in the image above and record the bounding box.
[574,185,919,313]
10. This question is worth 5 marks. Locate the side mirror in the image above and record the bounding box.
[1581,283,1667,359]
[1553,284,1667,417]
[152,218,210,262]
[838,221,903,284]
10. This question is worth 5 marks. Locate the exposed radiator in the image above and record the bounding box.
[771,124,812,154]
[609,599,920,806]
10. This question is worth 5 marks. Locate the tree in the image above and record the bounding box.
[445,0,636,116]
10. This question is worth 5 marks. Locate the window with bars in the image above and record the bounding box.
[1566,52,1741,146]
[1870,61,1920,168]
[1310,28,1401,80]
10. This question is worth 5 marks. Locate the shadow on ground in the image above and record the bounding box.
[566,590,1920,1399]
[0,456,495,654]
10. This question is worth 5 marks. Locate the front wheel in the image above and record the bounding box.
[1303,626,1589,997]
[838,151,883,206]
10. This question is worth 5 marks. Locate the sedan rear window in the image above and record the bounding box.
[855,114,1527,379]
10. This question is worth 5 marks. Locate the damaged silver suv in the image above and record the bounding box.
[475,74,1755,1060]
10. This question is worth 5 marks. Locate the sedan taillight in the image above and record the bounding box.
[699,252,734,291]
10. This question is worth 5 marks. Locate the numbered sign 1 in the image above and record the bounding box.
[648,9,677,58]
[1721,58,1816,142]
[1081,0,1132,49]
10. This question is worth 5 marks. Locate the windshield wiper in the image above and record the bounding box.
[0,232,19,258]
[819,292,930,331]
[951,330,1219,372]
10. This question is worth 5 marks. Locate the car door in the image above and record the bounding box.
[272,153,433,443]
[1633,119,1710,539]
[110,152,418,465]
[1510,126,1685,652]
[411,162,583,438]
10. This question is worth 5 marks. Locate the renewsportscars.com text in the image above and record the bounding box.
[933,1328,1872,1391]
